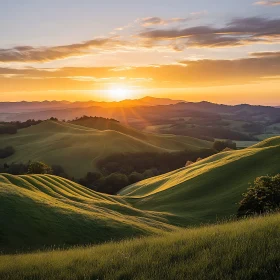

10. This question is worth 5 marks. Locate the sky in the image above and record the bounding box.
[0,0,280,104]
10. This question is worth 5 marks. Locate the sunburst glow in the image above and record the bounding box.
[108,86,131,101]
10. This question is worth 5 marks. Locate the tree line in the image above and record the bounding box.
[0,140,238,194]
[0,119,43,134]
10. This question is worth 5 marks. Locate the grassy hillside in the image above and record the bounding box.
[71,117,151,140]
[0,213,279,280]
[120,136,280,225]
[1,136,279,255]
[72,117,212,149]
[0,120,211,178]
[71,117,148,139]
[0,173,174,253]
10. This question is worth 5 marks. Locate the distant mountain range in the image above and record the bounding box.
[0,96,183,114]
[1,97,279,123]
[1,97,280,142]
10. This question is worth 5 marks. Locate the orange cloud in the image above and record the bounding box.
[1,51,280,93]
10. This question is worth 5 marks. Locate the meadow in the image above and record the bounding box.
[1,136,280,253]
[0,213,279,280]
[0,173,174,253]
[0,120,211,178]
[121,136,280,225]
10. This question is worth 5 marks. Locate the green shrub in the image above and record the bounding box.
[238,174,280,217]
[28,161,53,175]
[213,140,237,152]
[129,172,144,184]
[96,173,129,194]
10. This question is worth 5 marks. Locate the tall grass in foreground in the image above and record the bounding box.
[0,213,279,280]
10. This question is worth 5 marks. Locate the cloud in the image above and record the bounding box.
[138,12,207,27]
[254,1,280,5]
[1,15,279,64]
[250,51,280,57]
[1,52,280,92]
[139,17,189,27]
[138,16,280,48]
[0,38,127,63]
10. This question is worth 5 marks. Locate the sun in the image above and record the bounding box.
[108,87,131,101]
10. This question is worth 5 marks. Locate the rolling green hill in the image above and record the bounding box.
[0,213,279,280]
[0,136,279,254]
[0,173,174,253]
[71,117,148,140]
[0,120,211,178]
[120,136,280,225]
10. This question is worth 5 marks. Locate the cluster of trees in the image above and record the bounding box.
[0,163,28,175]
[81,149,215,194]
[0,119,43,135]
[0,161,157,195]
[0,161,68,178]
[70,115,119,123]
[78,169,160,195]
[27,161,53,175]
[238,174,280,217]
[11,119,43,129]
[96,149,215,176]
[213,140,237,152]
[0,146,15,159]
[0,124,17,134]
[0,148,215,195]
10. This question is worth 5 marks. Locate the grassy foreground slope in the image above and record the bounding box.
[0,173,174,253]
[120,136,280,225]
[0,120,211,178]
[0,213,279,280]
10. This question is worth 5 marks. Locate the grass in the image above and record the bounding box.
[71,117,149,140]
[0,213,279,280]
[120,136,280,225]
[0,137,280,279]
[1,136,280,252]
[0,173,175,253]
[0,120,211,178]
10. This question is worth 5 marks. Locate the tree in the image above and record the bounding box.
[237,174,280,217]
[86,171,102,182]
[28,161,53,175]
[213,140,237,152]
[143,168,158,179]
[96,173,129,194]
[51,165,69,179]
[80,171,102,188]
[129,172,144,184]
[49,117,58,121]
